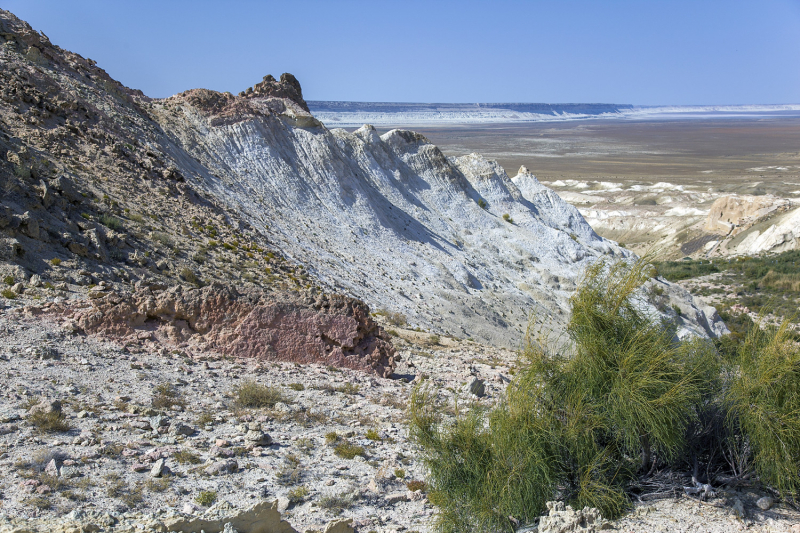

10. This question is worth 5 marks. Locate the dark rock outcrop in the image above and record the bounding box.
[241,73,309,112]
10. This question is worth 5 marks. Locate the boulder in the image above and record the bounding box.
[465,377,485,397]
[205,459,239,476]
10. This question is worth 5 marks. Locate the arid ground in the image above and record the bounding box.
[380,116,800,194]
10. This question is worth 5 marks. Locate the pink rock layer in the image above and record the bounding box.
[51,284,397,377]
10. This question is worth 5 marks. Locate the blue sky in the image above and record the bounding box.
[5,0,800,104]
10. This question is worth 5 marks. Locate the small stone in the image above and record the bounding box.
[130,463,149,473]
[756,496,774,510]
[205,459,238,476]
[59,466,79,478]
[169,422,195,436]
[465,377,485,397]
[182,502,202,514]
[276,497,290,513]
[44,458,59,477]
[244,430,272,447]
[384,492,409,504]
[150,458,165,478]
[733,498,746,518]
[29,398,62,416]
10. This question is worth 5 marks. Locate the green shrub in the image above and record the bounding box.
[28,410,71,433]
[725,320,800,500]
[1,288,15,299]
[288,383,305,391]
[477,198,487,209]
[173,450,201,464]
[180,267,199,285]
[365,429,381,441]
[408,257,714,531]
[151,383,185,410]
[334,442,366,459]
[195,490,217,506]
[235,381,287,408]
[99,214,123,230]
[3,275,13,286]
[288,485,309,503]
[318,491,358,514]
[50,258,62,266]
[502,213,513,224]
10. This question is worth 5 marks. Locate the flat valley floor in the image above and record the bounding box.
[374,116,800,194]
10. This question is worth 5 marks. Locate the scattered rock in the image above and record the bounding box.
[534,501,610,533]
[149,458,166,478]
[756,496,774,510]
[205,459,239,476]
[28,398,61,416]
[465,377,485,397]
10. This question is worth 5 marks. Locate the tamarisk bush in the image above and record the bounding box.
[409,257,800,532]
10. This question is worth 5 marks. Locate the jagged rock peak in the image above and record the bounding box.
[240,72,309,112]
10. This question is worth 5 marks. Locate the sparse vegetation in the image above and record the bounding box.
[50,258,62,266]
[28,410,71,433]
[1,288,16,299]
[318,491,358,514]
[288,485,309,503]
[234,381,288,408]
[287,383,305,391]
[502,213,513,224]
[334,442,366,459]
[151,383,185,410]
[365,429,381,441]
[657,250,800,322]
[196,411,215,426]
[195,490,217,506]
[3,275,14,285]
[99,213,124,230]
[173,450,201,464]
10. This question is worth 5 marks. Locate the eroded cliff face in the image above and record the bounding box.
[150,92,725,343]
[0,8,725,347]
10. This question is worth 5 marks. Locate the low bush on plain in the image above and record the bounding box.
[234,381,287,408]
[151,383,185,410]
[334,442,366,460]
[29,410,71,433]
[195,490,217,506]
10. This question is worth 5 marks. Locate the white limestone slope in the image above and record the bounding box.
[155,100,725,346]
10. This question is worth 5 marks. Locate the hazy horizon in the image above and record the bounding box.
[4,0,800,106]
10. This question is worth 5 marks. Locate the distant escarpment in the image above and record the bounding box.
[0,8,725,347]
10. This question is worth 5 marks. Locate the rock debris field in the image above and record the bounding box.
[1,291,799,533]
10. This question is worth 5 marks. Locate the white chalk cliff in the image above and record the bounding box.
[150,89,725,346]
